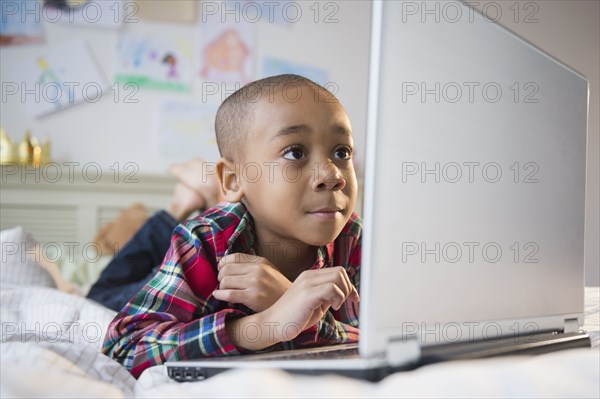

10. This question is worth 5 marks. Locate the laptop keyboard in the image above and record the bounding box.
[168,344,364,382]
[254,344,360,361]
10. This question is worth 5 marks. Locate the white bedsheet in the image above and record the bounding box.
[1,284,599,398]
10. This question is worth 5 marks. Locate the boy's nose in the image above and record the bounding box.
[312,162,346,191]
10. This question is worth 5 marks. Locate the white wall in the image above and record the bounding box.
[2,0,598,285]
[471,0,599,288]
[0,0,372,173]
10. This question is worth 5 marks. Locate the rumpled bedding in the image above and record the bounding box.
[1,283,598,398]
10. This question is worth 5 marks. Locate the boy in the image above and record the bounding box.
[102,74,362,378]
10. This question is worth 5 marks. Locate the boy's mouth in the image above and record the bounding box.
[307,207,344,220]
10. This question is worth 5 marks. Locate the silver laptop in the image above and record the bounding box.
[166,0,590,381]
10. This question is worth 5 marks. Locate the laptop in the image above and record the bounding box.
[166,0,590,382]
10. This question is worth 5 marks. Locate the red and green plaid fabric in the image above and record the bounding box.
[102,202,362,378]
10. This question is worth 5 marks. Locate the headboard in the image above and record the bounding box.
[1,164,176,246]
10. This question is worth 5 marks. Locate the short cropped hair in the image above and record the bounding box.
[215,74,329,160]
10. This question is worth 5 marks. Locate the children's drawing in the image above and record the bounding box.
[116,33,193,92]
[0,0,45,46]
[11,39,107,118]
[261,58,329,86]
[36,56,75,108]
[199,19,255,86]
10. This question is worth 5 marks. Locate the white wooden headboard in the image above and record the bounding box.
[1,164,176,246]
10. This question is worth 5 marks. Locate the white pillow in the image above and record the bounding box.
[0,226,57,288]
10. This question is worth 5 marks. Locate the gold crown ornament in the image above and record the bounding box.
[0,128,17,164]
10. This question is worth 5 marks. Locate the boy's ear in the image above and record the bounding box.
[216,158,244,203]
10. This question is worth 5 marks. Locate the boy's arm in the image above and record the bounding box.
[217,234,362,350]
[101,223,248,378]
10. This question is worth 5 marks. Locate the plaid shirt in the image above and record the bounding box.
[102,202,362,378]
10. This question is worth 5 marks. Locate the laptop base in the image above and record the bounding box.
[167,331,591,382]
[417,331,591,366]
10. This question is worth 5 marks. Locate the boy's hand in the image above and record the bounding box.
[264,266,360,342]
[213,254,292,312]
[226,266,360,350]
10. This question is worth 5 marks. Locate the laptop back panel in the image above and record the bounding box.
[360,0,588,358]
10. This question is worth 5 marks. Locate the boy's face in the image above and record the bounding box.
[231,85,357,248]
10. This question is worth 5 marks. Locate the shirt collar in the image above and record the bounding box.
[314,242,334,270]
[225,203,256,256]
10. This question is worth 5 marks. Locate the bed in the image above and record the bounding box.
[1,226,599,398]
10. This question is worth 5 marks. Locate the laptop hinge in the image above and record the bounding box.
[386,338,421,367]
[563,318,579,333]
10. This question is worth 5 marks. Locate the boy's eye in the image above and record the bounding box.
[334,146,352,160]
[283,147,305,160]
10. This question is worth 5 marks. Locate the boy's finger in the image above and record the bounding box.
[218,253,263,269]
[340,267,353,291]
[350,286,360,304]
[318,282,345,311]
[218,254,240,268]
[217,261,271,280]
[333,267,356,301]
[317,268,359,305]
[218,275,249,290]
[212,288,247,304]
[335,268,353,298]
[217,263,252,280]
[305,268,352,297]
